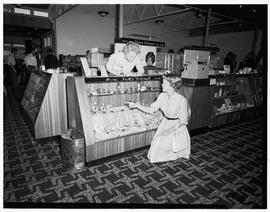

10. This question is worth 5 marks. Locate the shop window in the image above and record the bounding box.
[13,44,25,48]
[14,8,31,15]
[33,10,48,17]
[4,6,12,13]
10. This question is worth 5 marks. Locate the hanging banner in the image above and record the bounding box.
[115,37,165,47]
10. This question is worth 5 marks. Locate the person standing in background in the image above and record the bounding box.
[25,48,37,79]
[7,48,18,89]
[7,48,17,70]
[224,51,237,73]
[238,51,256,70]
[106,41,144,76]
[45,48,59,70]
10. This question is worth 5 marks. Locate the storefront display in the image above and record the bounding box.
[66,75,162,162]
[21,69,74,139]
[209,74,257,127]
[250,74,263,108]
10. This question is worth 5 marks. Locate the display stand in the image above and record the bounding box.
[21,69,74,139]
[209,74,257,128]
[66,76,162,162]
[179,79,213,131]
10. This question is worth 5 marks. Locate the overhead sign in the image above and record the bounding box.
[115,37,165,47]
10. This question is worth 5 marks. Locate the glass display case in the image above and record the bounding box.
[66,76,162,162]
[210,74,257,127]
[21,70,74,139]
[251,74,264,107]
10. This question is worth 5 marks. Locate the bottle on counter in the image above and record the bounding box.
[92,102,98,113]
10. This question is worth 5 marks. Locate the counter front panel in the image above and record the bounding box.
[67,76,162,162]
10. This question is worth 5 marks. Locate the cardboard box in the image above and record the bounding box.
[90,53,104,67]
[156,53,182,74]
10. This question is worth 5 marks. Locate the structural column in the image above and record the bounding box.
[204,8,211,46]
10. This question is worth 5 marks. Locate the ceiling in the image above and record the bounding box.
[21,4,266,26]
[3,4,267,40]
[188,4,267,28]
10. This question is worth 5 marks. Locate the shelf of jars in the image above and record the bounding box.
[90,105,162,142]
[66,75,162,162]
[214,104,255,116]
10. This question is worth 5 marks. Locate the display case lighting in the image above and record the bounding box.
[14,7,30,15]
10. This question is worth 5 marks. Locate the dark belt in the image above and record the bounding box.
[165,116,178,120]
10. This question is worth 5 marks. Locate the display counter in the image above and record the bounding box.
[179,78,213,131]
[66,73,260,163]
[66,76,162,162]
[208,74,258,127]
[21,70,74,139]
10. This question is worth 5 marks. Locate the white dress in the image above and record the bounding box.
[147,92,191,163]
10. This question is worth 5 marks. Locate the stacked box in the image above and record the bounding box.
[90,53,104,67]
[156,53,166,69]
[155,53,182,75]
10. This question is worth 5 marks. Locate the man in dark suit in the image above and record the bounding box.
[45,48,59,70]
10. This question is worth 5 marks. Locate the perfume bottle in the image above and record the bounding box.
[100,103,106,113]
[137,82,141,92]
[116,83,121,93]
[92,102,98,113]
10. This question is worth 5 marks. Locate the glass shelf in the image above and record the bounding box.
[215,105,255,116]
[95,128,158,143]
[88,90,161,97]
[214,84,235,87]
[213,94,244,100]
[90,107,163,142]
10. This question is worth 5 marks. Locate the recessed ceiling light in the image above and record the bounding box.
[97,10,109,17]
[253,9,256,13]
[239,5,242,8]
[155,20,164,25]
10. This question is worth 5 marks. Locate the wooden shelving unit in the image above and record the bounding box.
[209,74,258,128]
[21,70,74,139]
[66,76,162,162]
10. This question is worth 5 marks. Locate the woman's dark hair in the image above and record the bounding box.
[47,48,53,53]
[145,52,155,63]
[11,48,17,53]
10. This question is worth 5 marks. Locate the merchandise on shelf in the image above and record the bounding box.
[212,76,255,116]
[209,74,258,128]
[91,107,162,141]
[66,75,163,162]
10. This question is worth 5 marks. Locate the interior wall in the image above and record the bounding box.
[123,21,188,53]
[55,5,116,56]
[55,5,263,64]
[183,30,262,63]
[124,20,262,63]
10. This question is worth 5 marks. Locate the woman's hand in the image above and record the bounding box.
[113,64,124,75]
[128,102,140,109]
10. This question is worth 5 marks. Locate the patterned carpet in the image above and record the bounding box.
[3,88,266,208]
